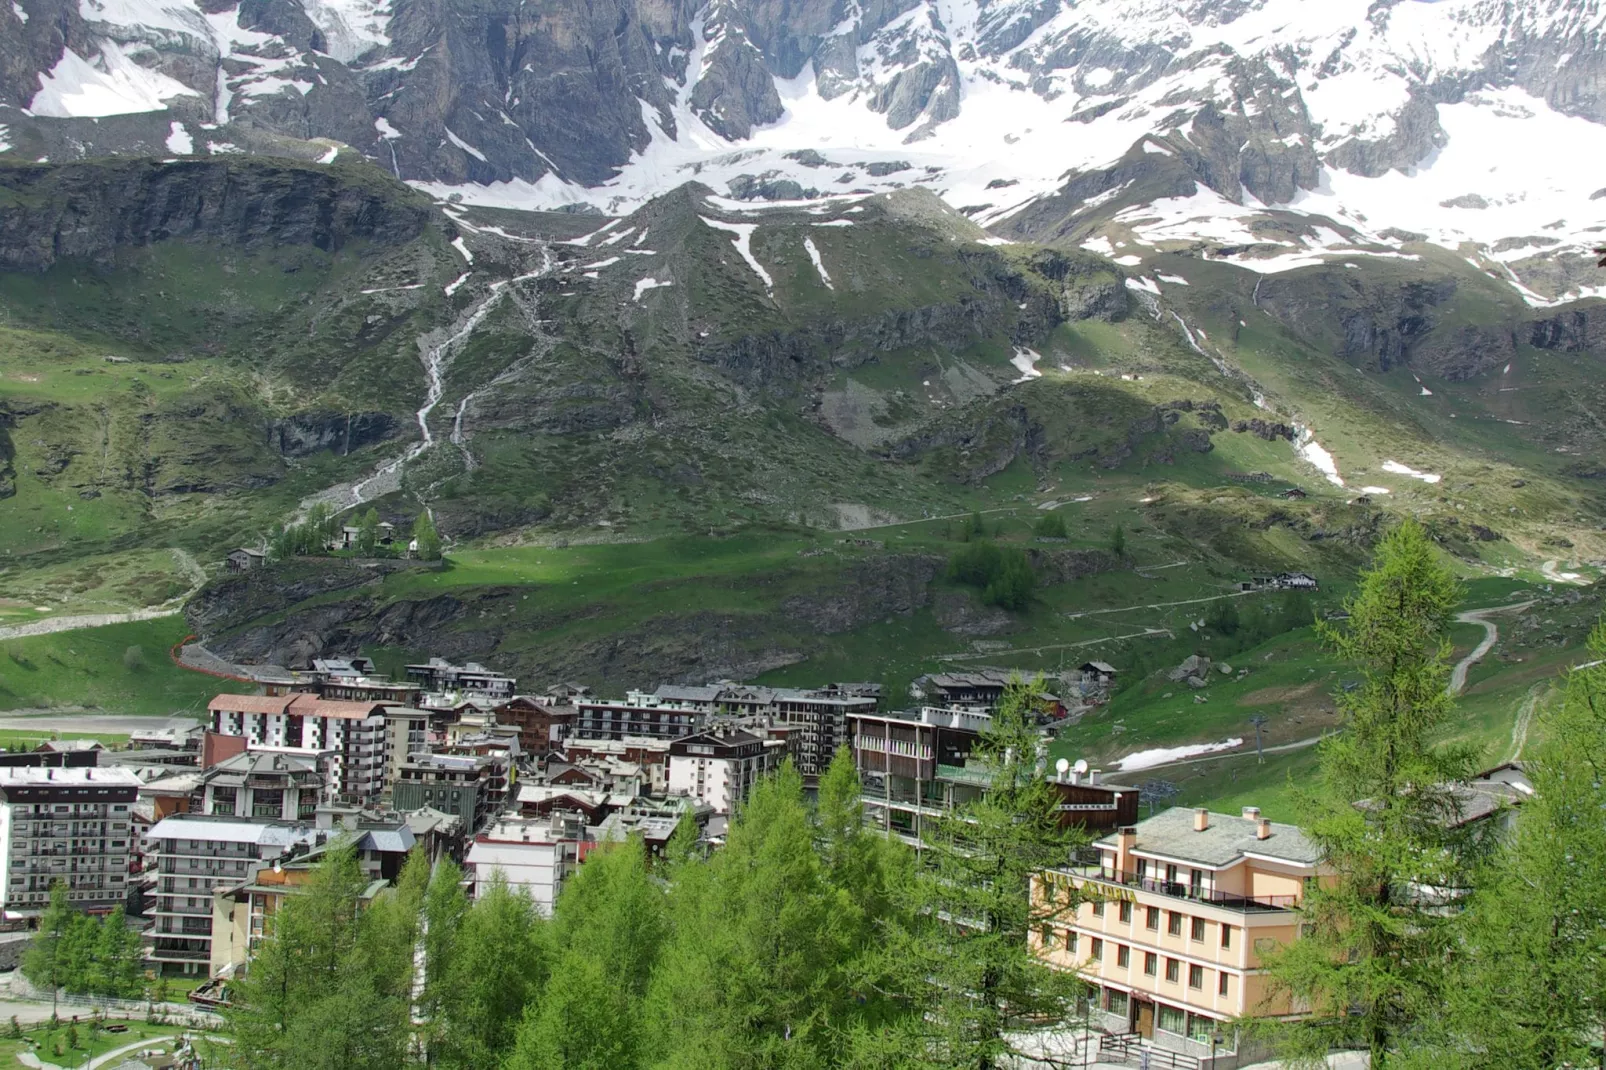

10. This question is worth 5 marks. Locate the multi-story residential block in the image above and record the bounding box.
[383,706,430,794]
[1033,806,1325,1065]
[145,814,324,974]
[391,751,509,831]
[666,729,785,815]
[851,705,1138,843]
[769,686,878,779]
[464,815,590,915]
[405,658,517,702]
[562,737,672,791]
[207,693,390,803]
[192,752,323,821]
[492,697,575,758]
[576,692,705,741]
[209,840,387,978]
[0,766,141,917]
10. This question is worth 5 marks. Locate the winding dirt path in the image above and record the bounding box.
[0,548,208,642]
[1449,600,1534,697]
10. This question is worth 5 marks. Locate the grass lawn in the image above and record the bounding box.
[0,1019,191,1068]
[0,616,252,716]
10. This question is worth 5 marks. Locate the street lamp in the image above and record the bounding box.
[1210,1029,1225,1067]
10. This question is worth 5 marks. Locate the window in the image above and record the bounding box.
[1106,989,1129,1016]
[1221,924,1233,950]
[1165,958,1180,983]
[1189,964,1204,989]
[1168,911,1183,937]
[1187,1013,1220,1043]
[1165,863,1178,884]
[1042,928,1057,950]
[1090,938,1103,961]
[1144,952,1157,976]
[1218,972,1230,997]
[1068,932,1078,955]
[1145,906,1160,930]
[1117,944,1130,968]
[1091,899,1105,917]
[1157,1004,1186,1035]
[1191,917,1206,941]
[1119,900,1133,924]
[1190,868,1204,895]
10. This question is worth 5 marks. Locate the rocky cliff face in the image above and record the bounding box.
[0,157,431,272]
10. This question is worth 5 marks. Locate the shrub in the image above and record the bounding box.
[1033,513,1067,538]
[122,645,147,672]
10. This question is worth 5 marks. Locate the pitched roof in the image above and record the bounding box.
[1096,807,1321,867]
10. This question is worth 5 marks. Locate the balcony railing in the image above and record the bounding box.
[1075,867,1298,912]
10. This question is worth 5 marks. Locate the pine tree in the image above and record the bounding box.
[508,839,666,1070]
[22,883,73,1006]
[646,762,856,1069]
[1259,519,1476,1067]
[412,512,442,562]
[1110,523,1125,558]
[432,876,546,1068]
[229,842,369,1069]
[1436,626,1606,1068]
[869,679,1086,1069]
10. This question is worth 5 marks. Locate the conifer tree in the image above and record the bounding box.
[508,839,665,1070]
[646,762,856,1069]
[1260,519,1476,1067]
[1436,627,1606,1068]
[867,680,1085,1068]
[412,512,442,562]
[431,876,546,1069]
[22,883,73,1006]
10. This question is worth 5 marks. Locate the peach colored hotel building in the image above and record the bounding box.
[1033,805,1327,1062]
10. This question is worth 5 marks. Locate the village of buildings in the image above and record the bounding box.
[0,643,1530,1066]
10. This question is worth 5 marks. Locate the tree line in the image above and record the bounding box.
[227,682,1087,1070]
[224,519,1606,1069]
[265,504,441,562]
[22,887,146,1000]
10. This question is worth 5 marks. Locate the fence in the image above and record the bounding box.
[6,978,222,1026]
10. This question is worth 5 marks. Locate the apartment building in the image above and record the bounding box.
[492,697,576,758]
[464,815,591,915]
[0,766,141,917]
[383,707,430,795]
[1033,806,1325,1064]
[666,729,785,815]
[210,843,386,978]
[207,693,389,803]
[575,692,705,741]
[391,751,509,831]
[769,686,878,779]
[145,814,324,974]
[192,752,323,821]
[405,659,517,702]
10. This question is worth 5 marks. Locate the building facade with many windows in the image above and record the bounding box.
[144,814,323,974]
[0,766,141,917]
[1033,806,1325,1064]
[207,693,390,803]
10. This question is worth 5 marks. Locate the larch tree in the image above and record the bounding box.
[1438,626,1606,1068]
[430,875,547,1069]
[1259,519,1478,1068]
[866,678,1086,1069]
[645,761,856,1070]
[508,838,666,1070]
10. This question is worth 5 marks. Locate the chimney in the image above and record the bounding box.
[1256,817,1272,840]
[1193,808,1210,832]
[1115,825,1137,875]
[1089,769,1101,786]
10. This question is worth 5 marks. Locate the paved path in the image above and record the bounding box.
[1449,601,1535,697]
[0,548,206,643]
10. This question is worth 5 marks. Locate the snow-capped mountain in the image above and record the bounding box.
[1,0,1603,301]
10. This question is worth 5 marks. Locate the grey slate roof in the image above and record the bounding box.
[1095,806,1322,867]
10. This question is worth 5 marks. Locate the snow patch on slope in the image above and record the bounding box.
[700,216,773,291]
[803,236,832,289]
[1118,738,1244,772]
[31,41,197,117]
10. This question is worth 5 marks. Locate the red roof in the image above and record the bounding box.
[208,692,385,720]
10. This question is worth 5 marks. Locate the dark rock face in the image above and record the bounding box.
[779,554,944,633]
[1024,248,1129,321]
[690,8,785,140]
[270,411,399,457]
[0,158,430,273]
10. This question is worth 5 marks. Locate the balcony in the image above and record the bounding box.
[1071,867,1298,912]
